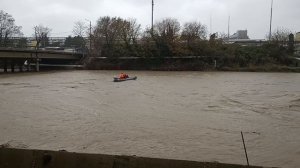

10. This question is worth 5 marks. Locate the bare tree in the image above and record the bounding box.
[152,18,181,56]
[33,25,51,49]
[141,27,153,40]
[73,21,87,37]
[0,10,23,47]
[269,27,292,44]
[154,18,181,43]
[119,18,141,45]
[93,16,123,56]
[181,21,207,45]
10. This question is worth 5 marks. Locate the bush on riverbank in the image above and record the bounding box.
[85,57,214,71]
[85,16,299,72]
[85,41,300,72]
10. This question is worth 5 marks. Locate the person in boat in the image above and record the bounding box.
[119,73,129,79]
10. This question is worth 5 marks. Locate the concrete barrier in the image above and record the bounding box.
[0,148,274,168]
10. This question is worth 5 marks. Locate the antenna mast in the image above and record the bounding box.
[152,0,154,34]
[269,0,274,41]
[210,14,212,36]
[228,16,230,41]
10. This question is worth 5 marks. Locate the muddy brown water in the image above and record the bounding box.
[0,71,299,168]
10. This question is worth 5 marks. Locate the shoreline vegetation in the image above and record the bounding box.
[83,17,299,72]
[84,56,300,73]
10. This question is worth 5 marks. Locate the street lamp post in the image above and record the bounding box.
[85,19,92,52]
[151,0,154,35]
[269,0,274,41]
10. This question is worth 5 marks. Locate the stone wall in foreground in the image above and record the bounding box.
[0,148,272,168]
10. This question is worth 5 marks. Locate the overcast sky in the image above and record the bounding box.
[1,0,299,39]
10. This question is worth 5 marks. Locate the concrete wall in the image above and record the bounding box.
[0,148,269,168]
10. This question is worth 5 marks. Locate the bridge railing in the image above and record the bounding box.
[0,47,88,55]
[0,37,88,54]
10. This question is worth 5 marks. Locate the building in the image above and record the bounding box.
[26,37,37,49]
[48,37,66,46]
[294,32,300,55]
[26,37,66,48]
[296,32,300,42]
[229,30,249,40]
[228,39,266,46]
[224,30,265,46]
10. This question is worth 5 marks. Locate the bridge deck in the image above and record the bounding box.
[0,48,83,60]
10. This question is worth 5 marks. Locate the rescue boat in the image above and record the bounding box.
[113,76,137,82]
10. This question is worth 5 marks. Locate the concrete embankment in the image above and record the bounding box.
[0,148,273,168]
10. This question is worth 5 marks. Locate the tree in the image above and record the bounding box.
[33,25,51,49]
[154,18,181,43]
[119,18,141,45]
[16,37,27,48]
[65,35,86,48]
[269,27,292,45]
[119,18,141,56]
[93,16,123,57]
[140,27,158,57]
[153,18,181,56]
[0,10,23,47]
[181,22,207,55]
[181,21,207,44]
[73,21,87,37]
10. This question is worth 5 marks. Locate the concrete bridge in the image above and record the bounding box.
[0,48,85,72]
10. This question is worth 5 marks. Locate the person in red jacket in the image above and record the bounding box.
[119,73,129,79]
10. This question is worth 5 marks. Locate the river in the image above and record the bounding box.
[0,71,299,168]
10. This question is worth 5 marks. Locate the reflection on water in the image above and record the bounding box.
[0,71,300,168]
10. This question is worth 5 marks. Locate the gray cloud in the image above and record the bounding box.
[1,0,299,39]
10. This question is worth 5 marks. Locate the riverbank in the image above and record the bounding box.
[85,57,300,72]
[0,148,269,168]
[220,66,300,72]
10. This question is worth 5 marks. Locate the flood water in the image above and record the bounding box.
[0,71,299,168]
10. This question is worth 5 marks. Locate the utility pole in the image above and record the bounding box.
[151,0,154,34]
[210,14,212,36]
[228,15,230,41]
[89,20,92,51]
[269,0,274,41]
[85,19,92,52]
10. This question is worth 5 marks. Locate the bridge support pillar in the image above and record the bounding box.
[3,59,7,73]
[19,61,23,72]
[36,58,39,72]
[11,60,15,73]
[26,59,31,72]
[27,62,30,72]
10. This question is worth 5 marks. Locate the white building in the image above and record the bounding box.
[295,32,300,42]
[48,37,66,46]
[229,30,249,40]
